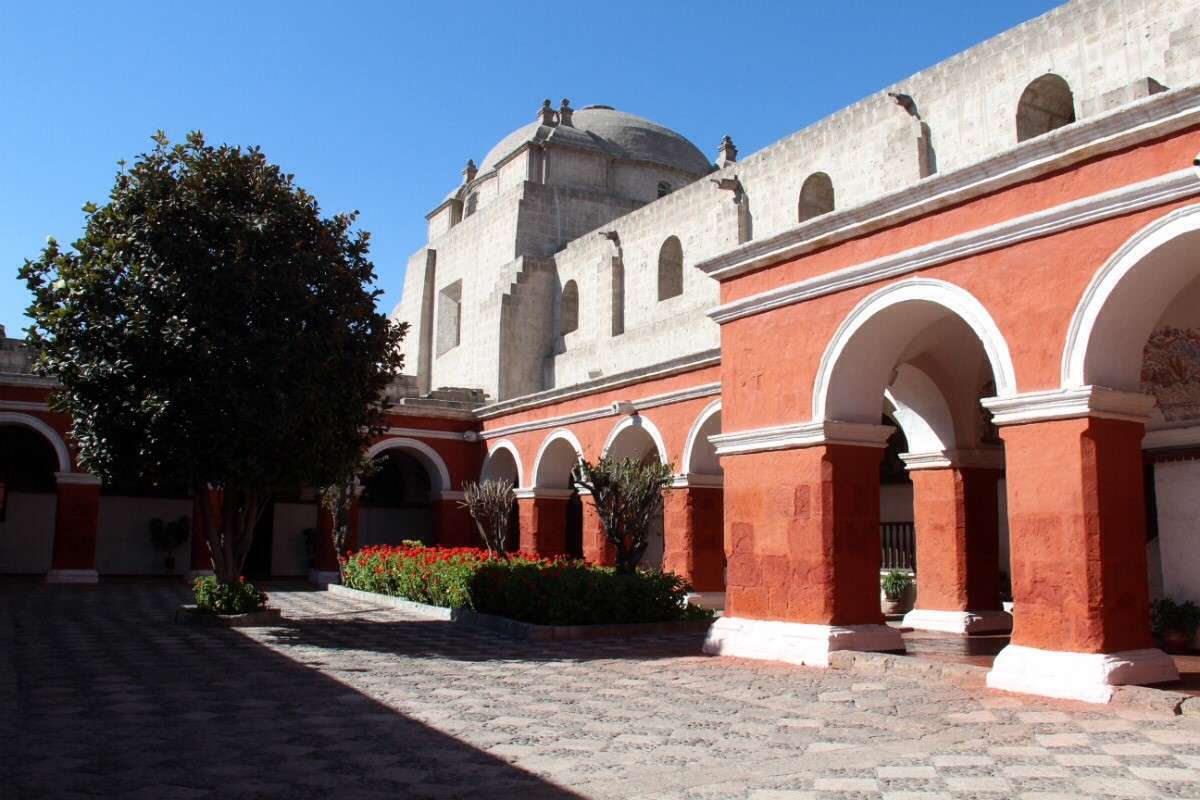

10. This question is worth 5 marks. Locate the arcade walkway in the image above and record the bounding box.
[4,581,1200,799]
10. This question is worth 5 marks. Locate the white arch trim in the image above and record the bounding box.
[365,437,452,493]
[482,439,524,487]
[681,399,722,475]
[0,411,71,473]
[813,278,1018,421]
[883,363,957,453]
[1062,203,1200,388]
[602,414,669,464]
[531,428,585,488]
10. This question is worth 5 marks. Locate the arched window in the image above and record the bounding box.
[1015,74,1075,142]
[464,192,478,217]
[657,236,683,301]
[657,181,672,198]
[798,172,834,222]
[561,280,579,335]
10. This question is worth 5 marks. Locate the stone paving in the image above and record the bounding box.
[5,582,1200,799]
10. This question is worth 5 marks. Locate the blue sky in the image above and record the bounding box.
[0,0,1063,336]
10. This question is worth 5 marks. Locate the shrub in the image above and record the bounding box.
[193,575,268,615]
[572,456,674,574]
[458,479,516,557]
[881,569,913,601]
[340,543,712,625]
[1151,597,1200,636]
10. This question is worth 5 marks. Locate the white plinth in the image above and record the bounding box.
[703,616,905,667]
[308,569,340,586]
[986,644,1179,703]
[902,608,1013,634]
[685,591,725,610]
[45,569,99,584]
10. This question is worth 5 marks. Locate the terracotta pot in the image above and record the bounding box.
[882,597,906,616]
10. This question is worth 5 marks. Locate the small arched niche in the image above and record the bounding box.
[798,172,834,223]
[1016,74,1076,143]
[657,236,683,301]
[561,280,579,335]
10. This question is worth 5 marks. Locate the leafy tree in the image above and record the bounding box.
[319,453,381,582]
[459,479,516,557]
[572,456,673,574]
[20,131,405,588]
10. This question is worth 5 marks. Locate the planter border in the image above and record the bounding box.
[327,583,712,640]
[174,605,283,628]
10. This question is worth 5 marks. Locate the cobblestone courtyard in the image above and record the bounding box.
[5,583,1200,799]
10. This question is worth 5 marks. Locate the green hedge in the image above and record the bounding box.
[341,543,712,626]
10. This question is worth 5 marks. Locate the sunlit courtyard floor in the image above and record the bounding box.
[5,581,1200,799]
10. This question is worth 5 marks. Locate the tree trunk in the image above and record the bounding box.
[195,485,265,586]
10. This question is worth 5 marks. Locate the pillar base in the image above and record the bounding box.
[308,569,340,586]
[703,616,905,667]
[46,569,99,584]
[685,591,725,610]
[986,644,1179,703]
[902,608,1012,634]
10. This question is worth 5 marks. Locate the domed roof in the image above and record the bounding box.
[477,105,711,177]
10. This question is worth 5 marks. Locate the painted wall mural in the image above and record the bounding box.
[1142,327,1200,422]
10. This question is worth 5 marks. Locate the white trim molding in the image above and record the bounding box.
[1144,426,1200,451]
[481,382,720,441]
[813,279,1018,423]
[671,473,724,489]
[901,608,1012,635]
[0,411,71,472]
[0,400,49,412]
[435,490,466,502]
[46,569,99,584]
[981,386,1156,427]
[385,426,475,442]
[1062,203,1200,388]
[366,437,453,492]
[986,644,1178,704]
[514,488,575,500]
[698,86,1200,285]
[54,471,101,487]
[711,420,894,457]
[899,448,1005,471]
[703,617,904,668]
[681,398,722,475]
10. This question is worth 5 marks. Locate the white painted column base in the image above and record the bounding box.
[685,591,725,610]
[902,608,1013,634]
[308,569,340,586]
[986,644,1179,703]
[703,616,905,667]
[45,569,99,584]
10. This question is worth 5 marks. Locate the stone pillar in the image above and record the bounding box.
[663,480,725,594]
[433,492,474,548]
[581,492,615,565]
[515,490,570,556]
[981,389,1177,702]
[704,423,904,666]
[46,473,102,583]
[900,453,1010,634]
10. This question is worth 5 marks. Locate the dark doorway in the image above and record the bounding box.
[243,501,274,579]
[565,492,583,559]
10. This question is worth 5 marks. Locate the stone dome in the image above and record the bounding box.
[477,105,711,177]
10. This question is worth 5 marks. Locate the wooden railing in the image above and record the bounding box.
[880,522,916,571]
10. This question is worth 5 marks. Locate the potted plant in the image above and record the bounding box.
[881,570,914,616]
[1151,597,1200,654]
[149,516,190,574]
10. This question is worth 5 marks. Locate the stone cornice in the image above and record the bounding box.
[1143,426,1200,451]
[710,421,894,457]
[54,472,100,486]
[900,448,1005,471]
[514,488,575,500]
[697,85,1200,286]
[384,426,478,442]
[709,167,1200,325]
[670,472,724,489]
[477,348,720,421]
[981,386,1156,426]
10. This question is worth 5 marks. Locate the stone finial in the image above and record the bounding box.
[462,159,477,184]
[717,135,738,167]
[538,99,556,126]
[558,98,574,127]
[888,92,920,119]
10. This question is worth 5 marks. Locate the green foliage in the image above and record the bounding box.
[881,569,914,600]
[193,575,267,615]
[1151,597,1200,636]
[340,543,712,625]
[320,453,382,580]
[19,131,405,584]
[458,479,516,556]
[148,516,189,552]
[572,455,674,574]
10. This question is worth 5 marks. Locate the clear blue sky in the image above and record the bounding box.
[0,0,1063,336]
